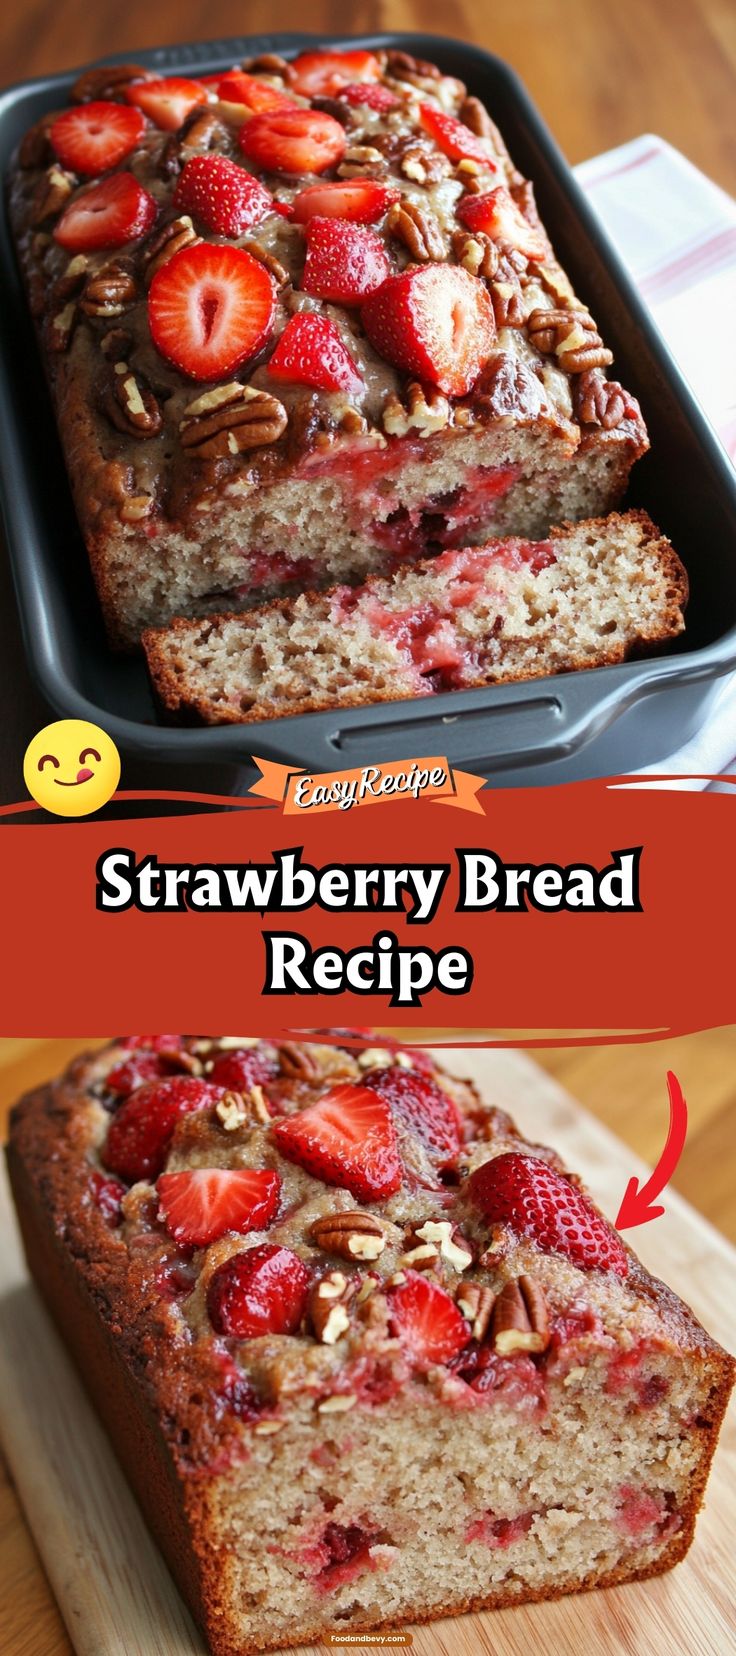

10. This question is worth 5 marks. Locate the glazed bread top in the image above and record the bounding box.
[9,47,646,529]
[9,1036,727,1478]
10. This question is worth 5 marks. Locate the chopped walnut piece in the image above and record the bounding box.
[413,1220,473,1272]
[215,1093,250,1132]
[382,382,451,436]
[31,165,75,225]
[528,306,613,373]
[179,383,287,459]
[310,1271,357,1345]
[452,229,499,281]
[45,302,77,353]
[317,1393,357,1413]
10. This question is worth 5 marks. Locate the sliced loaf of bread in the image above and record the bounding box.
[143,511,687,726]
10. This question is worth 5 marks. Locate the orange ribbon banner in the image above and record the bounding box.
[249,756,486,815]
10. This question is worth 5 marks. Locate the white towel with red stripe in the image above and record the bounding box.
[574,136,736,783]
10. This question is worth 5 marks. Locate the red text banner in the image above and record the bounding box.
[0,780,732,1037]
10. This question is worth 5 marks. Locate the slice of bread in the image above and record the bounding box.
[143,511,687,726]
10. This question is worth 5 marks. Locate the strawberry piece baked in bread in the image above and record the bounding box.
[143,510,688,725]
[7,1037,733,1655]
[9,46,648,647]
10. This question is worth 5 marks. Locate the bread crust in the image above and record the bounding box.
[6,1039,733,1655]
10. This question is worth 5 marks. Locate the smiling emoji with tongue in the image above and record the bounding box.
[24,720,121,817]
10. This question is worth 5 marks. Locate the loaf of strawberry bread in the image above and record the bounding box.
[7,1036,733,1655]
[9,44,648,646]
[144,510,688,724]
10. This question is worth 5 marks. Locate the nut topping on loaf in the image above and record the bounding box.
[9,45,650,643]
[7,1034,734,1655]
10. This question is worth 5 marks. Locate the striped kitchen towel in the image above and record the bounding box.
[574,135,736,782]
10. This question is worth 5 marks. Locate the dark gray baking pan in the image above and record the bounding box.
[1,31,735,786]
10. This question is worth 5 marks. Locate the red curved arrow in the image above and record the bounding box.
[615,1071,688,1230]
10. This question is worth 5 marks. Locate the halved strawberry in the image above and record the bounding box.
[420,103,499,168]
[362,1065,462,1166]
[174,155,273,236]
[157,1167,281,1246]
[49,101,146,176]
[239,107,346,175]
[125,76,209,132]
[209,1044,280,1094]
[148,242,276,379]
[53,173,158,251]
[207,1243,310,1337]
[302,216,390,305]
[362,264,495,397]
[457,187,547,260]
[267,314,362,395]
[217,71,296,113]
[467,1152,630,1277]
[389,1271,469,1366]
[338,83,398,112]
[287,49,382,100]
[102,1076,221,1183]
[272,1082,401,1200]
[292,179,398,225]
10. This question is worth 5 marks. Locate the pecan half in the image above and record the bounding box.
[491,1276,549,1354]
[384,49,443,81]
[143,216,201,285]
[31,165,75,225]
[102,364,162,438]
[399,142,452,186]
[527,306,613,373]
[386,197,446,262]
[573,368,636,430]
[243,53,290,76]
[18,113,57,169]
[44,302,77,354]
[243,240,290,288]
[382,382,451,437]
[458,95,504,155]
[179,383,287,458]
[489,264,526,329]
[309,1271,357,1344]
[452,229,499,281]
[214,1088,268,1131]
[180,107,227,151]
[71,63,152,103]
[50,254,89,307]
[310,1211,389,1262]
[81,259,137,318]
[337,144,387,179]
[456,1281,494,1342]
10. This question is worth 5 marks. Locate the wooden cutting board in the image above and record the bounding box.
[1,1048,734,1656]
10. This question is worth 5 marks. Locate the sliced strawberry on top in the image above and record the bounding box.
[206,1243,310,1337]
[102,1076,221,1183]
[53,173,158,251]
[272,1083,401,1201]
[419,103,499,168]
[267,313,362,396]
[457,187,547,260]
[209,1044,280,1094]
[362,264,495,397]
[362,1065,462,1166]
[287,49,382,100]
[217,71,296,113]
[467,1152,630,1277]
[125,76,209,132]
[107,1052,173,1095]
[302,216,390,305]
[157,1167,281,1247]
[389,1271,469,1366]
[338,83,398,112]
[174,155,273,236]
[148,242,276,380]
[292,179,399,225]
[49,102,146,176]
[239,107,346,175]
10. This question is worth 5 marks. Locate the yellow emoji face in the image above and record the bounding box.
[23,720,121,817]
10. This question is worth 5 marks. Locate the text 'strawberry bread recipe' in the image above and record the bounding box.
[7,1037,733,1655]
[9,47,649,647]
[143,510,687,724]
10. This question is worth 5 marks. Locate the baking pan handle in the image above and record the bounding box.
[242,671,639,776]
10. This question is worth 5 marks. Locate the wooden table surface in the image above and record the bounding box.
[1,1030,735,1656]
[1,0,735,802]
